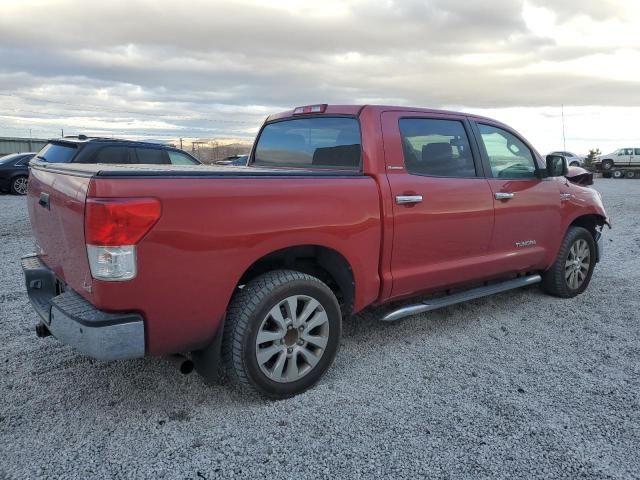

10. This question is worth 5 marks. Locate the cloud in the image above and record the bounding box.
[529,0,633,20]
[0,0,637,141]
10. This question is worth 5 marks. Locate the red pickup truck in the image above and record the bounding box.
[22,104,609,398]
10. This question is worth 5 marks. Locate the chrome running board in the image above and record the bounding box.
[381,274,542,322]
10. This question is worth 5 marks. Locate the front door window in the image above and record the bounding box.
[477,124,537,179]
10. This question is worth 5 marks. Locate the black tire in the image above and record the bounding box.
[222,270,341,399]
[626,171,635,179]
[602,172,612,179]
[569,161,580,167]
[613,170,623,179]
[10,176,28,195]
[541,226,596,298]
[601,159,614,171]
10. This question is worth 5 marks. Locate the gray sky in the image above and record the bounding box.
[0,0,638,153]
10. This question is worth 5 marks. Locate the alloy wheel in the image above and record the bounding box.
[255,295,330,383]
[565,239,590,290]
[13,177,28,195]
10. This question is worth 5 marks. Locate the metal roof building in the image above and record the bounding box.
[0,137,48,156]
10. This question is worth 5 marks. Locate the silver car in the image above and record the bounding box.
[549,151,585,167]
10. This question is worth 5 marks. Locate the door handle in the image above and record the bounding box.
[395,195,423,205]
[38,192,50,210]
[495,192,515,200]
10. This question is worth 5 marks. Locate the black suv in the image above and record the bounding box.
[35,137,201,166]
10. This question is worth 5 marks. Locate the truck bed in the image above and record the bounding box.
[26,160,382,355]
[32,161,365,178]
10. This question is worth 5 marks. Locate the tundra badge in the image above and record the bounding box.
[515,240,537,248]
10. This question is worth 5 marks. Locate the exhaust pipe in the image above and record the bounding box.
[35,322,51,338]
[167,354,194,375]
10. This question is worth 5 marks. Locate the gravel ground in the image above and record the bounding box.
[1,178,639,479]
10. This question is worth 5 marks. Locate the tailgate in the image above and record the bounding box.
[27,164,93,297]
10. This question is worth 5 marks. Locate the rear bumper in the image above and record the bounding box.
[21,254,145,361]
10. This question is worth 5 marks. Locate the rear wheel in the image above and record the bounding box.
[626,170,636,179]
[613,170,623,179]
[10,176,28,195]
[542,226,596,298]
[222,270,341,399]
[602,172,612,179]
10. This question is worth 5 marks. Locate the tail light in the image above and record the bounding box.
[293,104,327,115]
[85,198,161,281]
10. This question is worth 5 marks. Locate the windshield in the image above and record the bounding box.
[254,117,361,170]
[36,143,78,163]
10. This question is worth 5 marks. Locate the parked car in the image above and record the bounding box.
[35,137,201,165]
[594,148,640,172]
[214,154,249,166]
[22,104,609,398]
[548,151,584,167]
[0,152,35,195]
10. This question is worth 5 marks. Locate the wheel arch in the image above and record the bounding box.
[569,213,608,239]
[237,245,356,317]
[10,172,28,181]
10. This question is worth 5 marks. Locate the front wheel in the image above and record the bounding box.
[601,159,614,171]
[613,170,624,179]
[222,270,341,399]
[542,226,596,298]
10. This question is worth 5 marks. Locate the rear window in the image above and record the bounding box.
[254,117,361,170]
[168,150,199,165]
[36,143,77,163]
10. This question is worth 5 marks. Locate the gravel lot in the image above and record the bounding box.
[1,179,639,479]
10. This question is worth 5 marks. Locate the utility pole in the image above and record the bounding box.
[61,128,64,137]
[180,138,183,150]
[561,104,566,151]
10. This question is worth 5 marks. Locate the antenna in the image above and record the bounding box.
[561,104,566,151]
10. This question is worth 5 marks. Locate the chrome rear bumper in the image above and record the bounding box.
[21,254,145,361]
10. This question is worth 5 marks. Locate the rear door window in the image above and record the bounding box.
[90,146,130,164]
[36,143,77,163]
[134,148,170,165]
[398,118,477,177]
[254,117,361,169]
[635,149,640,156]
[15,155,33,166]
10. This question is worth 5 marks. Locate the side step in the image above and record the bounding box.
[381,274,542,322]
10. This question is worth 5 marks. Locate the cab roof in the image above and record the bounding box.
[266,104,502,125]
